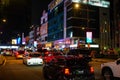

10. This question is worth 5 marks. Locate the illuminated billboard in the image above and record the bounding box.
[12,39,17,44]
[86,32,92,43]
[72,0,110,8]
[17,37,21,44]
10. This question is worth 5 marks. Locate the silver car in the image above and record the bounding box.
[23,52,43,66]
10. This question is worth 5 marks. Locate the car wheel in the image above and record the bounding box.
[26,62,30,66]
[57,75,68,80]
[102,68,113,80]
[43,66,53,80]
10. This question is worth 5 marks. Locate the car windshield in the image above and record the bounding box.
[29,54,41,57]
[18,50,25,54]
[66,56,88,66]
[26,50,33,52]
[55,55,89,66]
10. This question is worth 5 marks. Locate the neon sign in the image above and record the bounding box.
[72,0,110,8]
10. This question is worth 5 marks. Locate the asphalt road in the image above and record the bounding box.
[0,56,115,80]
[90,58,115,80]
[0,56,45,80]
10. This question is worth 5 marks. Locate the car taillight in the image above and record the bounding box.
[90,67,94,73]
[45,52,49,55]
[64,68,70,75]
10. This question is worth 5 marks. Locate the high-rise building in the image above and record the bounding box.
[47,0,64,49]
[47,0,110,49]
[111,0,120,48]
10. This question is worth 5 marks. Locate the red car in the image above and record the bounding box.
[43,50,63,63]
[15,50,26,59]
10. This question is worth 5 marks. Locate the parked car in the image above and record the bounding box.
[23,52,43,66]
[43,49,95,80]
[101,58,120,80]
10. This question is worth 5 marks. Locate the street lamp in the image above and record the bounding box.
[74,3,80,9]
[2,19,6,23]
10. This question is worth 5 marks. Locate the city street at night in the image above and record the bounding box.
[0,56,44,80]
[0,55,115,80]
[0,0,120,80]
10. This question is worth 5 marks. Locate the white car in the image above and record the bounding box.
[101,58,120,80]
[23,52,43,66]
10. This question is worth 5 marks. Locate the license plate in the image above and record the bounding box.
[75,70,84,74]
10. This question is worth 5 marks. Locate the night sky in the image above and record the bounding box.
[0,0,52,44]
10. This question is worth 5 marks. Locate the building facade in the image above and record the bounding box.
[40,10,48,48]
[28,25,38,48]
[28,26,34,47]
[48,0,64,49]
[47,0,110,49]
[112,0,120,48]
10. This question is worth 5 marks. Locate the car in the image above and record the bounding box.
[15,50,26,59]
[67,49,92,62]
[43,49,95,80]
[101,58,120,80]
[23,52,43,66]
[1,49,12,56]
[43,50,63,63]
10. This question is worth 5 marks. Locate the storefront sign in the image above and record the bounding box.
[72,0,110,8]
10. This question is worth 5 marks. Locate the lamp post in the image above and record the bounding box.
[74,3,80,17]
